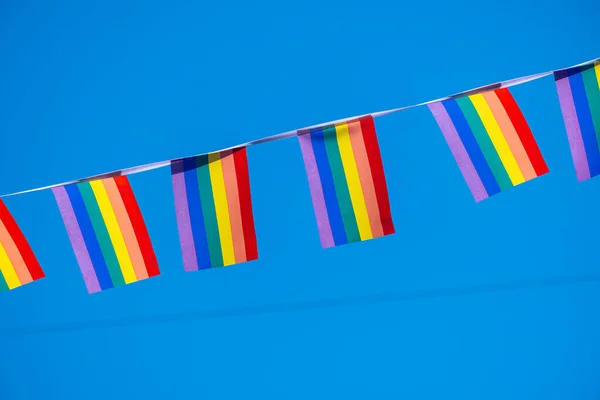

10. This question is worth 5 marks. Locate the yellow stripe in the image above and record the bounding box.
[469,94,525,185]
[595,62,600,90]
[0,241,21,289]
[335,123,373,240]
[208,153,236,266]
[89,180,137,283]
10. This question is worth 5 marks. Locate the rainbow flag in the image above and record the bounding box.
[52,176,160,294]
[554,61,600,181]
[428,88,549,202]
[170,147,258,271]
[0,200,44,292]
[297,116,394,248]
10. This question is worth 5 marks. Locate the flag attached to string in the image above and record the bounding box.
[170,148,258,271]
[298,115,394,248]
[554,61,600,182]
[428,88,549,202]
[52,176,160,294]
[0,200,44,292]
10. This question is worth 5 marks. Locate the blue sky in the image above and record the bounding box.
[0,1,598,398]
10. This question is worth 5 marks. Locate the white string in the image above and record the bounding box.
[1,56,598,198]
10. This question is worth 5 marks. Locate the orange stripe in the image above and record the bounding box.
[482,91,536,181]
[220,151,246,263]
[102,178,149,280]
[347,119,383,237]
[0,217,31,284]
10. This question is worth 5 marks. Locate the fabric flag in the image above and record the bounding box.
[428,88,549,202]
[298,115,394,248]
[170,147,258,271]
[0,199,44,292]
[52,176,160,294]
[554,61,600,181]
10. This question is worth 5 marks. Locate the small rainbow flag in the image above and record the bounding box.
[554,61,600,181]
[170,148,258,271]
[52,176,160,294]
[297,115,394,248]
[428,88,549,202]
[0,200,44,292]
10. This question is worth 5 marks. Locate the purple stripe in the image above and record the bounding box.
[555,77,591,181]
[298,133,334,248]
[52,187,101,294]
[171,164,198,272]
[428,102,489,202]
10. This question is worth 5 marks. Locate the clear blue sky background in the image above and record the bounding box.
[0,1,598,398]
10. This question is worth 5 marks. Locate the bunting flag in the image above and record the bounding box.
[170,148,258,271]
[52,176,160,294]
[554,61,600,181]
[298,115,394,248]
[428,88,549,202]
[0,200,44,291]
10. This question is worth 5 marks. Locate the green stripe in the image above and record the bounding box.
[322,126,360,243]
[77,183,125,286]
[581,66,600,149]
[457,97,513,190]
[196,155,224,267]
[0,273,9,292]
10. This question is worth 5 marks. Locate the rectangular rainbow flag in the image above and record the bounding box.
[52,176,160,294]
[428,88,549,202]
[0,199,44,292]
[170,147,258,271]
[297,115,394,248]
[554,61,600,181]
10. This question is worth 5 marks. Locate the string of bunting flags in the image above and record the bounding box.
[0,56,598,294]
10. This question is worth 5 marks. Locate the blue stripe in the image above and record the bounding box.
[310,129,348,246]
[569,72,600,178]
[65,184,113,290]
[443,99,502,196]
[183,157,212,270]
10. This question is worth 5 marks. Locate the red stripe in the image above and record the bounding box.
[113,176,161,277]
[233,147,258,261]
[495,88,549,176]
[359,116,395,235]
[0,199,44,280]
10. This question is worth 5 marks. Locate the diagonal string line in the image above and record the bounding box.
[2,272,599,337]
[1,57,598,198]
